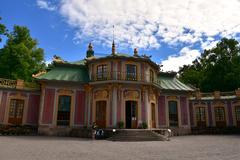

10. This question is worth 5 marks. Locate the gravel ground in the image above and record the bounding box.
[0,135,239,160]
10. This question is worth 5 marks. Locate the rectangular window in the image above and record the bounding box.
[126,64,137,81]
[196,107,206,122]
[196,107,206,127]
[168,101,178,127]
[97,64,108,80]
[215,107,225,121]
[236,106,240,121]
[57,95,71,126]
[150,70,154,82]
[8,99,24,125]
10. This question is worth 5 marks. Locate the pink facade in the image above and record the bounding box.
[180,96,188,125]
[227,101,233,126]
[141,92,146,122]
[158,96,166,126]
[74,90,85,125]
[42,88,55,124]
[27,94,40,124]
[189,102,194,126]
[117,89,122,122]
[0,92,7,123]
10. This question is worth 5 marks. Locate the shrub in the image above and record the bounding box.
[117,121,124,129]
[138,122,148,129]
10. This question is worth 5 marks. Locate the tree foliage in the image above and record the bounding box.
[179,38,240,92]
[0,17,7,42]
[0,25,46,81]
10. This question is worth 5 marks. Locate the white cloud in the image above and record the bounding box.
[37,0,56,11]
[59,0,240,50]
[161,47,201,72]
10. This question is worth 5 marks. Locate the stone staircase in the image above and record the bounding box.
[107,129,168,141]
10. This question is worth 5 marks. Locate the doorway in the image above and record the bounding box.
[8,99,24,125]
[125,101,137,129]
[96,101,107,128]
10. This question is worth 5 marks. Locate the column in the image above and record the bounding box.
[112,85,117,127]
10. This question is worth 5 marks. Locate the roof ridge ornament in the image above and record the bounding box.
[112,25,116,55]
[86,42,94,58]
[134,48,138,56]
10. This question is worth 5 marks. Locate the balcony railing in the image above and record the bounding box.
[0,78,39,90]
[0,78,17,88]
[91,71,161,86]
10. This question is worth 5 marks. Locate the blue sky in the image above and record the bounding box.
[1,0,240,71]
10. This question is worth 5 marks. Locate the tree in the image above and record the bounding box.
[0,25,46,81]
[0,17,7,42]
[179,38,240,92]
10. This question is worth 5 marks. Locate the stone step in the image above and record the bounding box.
[107,130,167,141]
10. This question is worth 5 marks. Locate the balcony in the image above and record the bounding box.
[90,71,161,87]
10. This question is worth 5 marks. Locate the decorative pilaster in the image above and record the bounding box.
[84,85,92,126]
[112,84,118,127]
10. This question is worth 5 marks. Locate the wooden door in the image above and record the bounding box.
[196,107,206,127]
[151,103,156,128]
[8,99,24,125]
[125,101,138,129]
[131,101,137,129]
[96,101,106,128]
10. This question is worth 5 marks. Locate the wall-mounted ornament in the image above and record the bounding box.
[94,90,109,99]
[57,89,74,95]
[124,90,139,99]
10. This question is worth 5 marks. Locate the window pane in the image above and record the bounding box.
[126,64,137,80]
[97,64,108,80]
[57,95,71,126]
[168,101,178,127]
[236,106,240,121]
[215,107,225,121]
[196,107,206,121]
[150,70,154,82]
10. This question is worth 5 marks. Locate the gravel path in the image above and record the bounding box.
[0,135,239,160]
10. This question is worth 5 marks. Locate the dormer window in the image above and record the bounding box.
[97,64,108,80]
[126,64,137,81]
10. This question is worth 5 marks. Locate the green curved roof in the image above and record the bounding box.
[158,73,194,91]
[36,65,89,82]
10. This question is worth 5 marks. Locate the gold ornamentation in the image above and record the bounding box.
[124,90,139,99]
[32,71,46,78]
[94,90,108,99]
[149,93,156,101]
[212,101,225,106]
[167,96,178,100]
[57,89,74,95]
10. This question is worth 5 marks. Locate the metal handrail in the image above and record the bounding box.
[91,71,161,86]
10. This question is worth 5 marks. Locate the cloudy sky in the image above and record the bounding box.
[1,0,240,71]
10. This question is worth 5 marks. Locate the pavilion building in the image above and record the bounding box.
[0,42,239,136]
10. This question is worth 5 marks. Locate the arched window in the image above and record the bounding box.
[168,101,178,127]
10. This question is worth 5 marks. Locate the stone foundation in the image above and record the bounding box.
[38,126,72,136]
